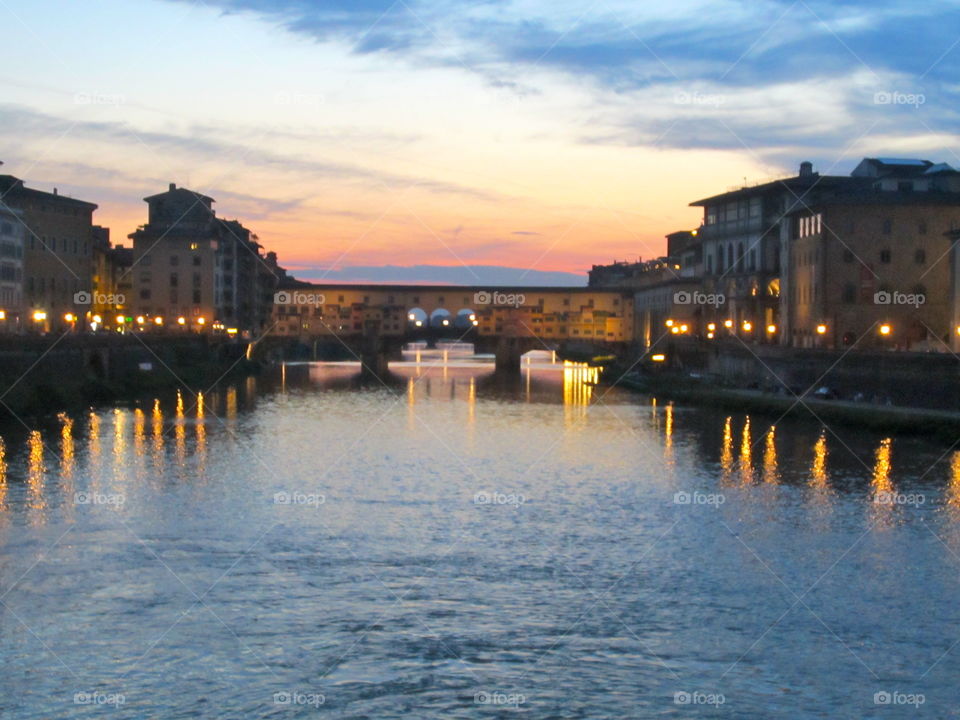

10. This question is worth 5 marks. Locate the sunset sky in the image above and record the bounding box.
[1,0,957,283]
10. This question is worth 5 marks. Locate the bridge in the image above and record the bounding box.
[266,283,635,375]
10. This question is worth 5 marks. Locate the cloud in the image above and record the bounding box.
[0,104,504,203]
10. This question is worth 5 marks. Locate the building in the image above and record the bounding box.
[128,183,278,334]
[0,204,25,330]
[689,161,857,343]
[788,160,960,349]
[0,171,98,332]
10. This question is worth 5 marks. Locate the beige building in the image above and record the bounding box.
[0,173,98,332]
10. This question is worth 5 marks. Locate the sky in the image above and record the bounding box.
[1,0,958,284]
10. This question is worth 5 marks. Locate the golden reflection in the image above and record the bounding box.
[225,387,237,420]
[947,451,960,512]
[27,431,47,520]
[663,402,675,467]
[762,425,779,484]
[869,437,895,526]
[134,408,145,457]
[175,390,186,465]
[196,392,207,474]
[871,438,893,496]
[810,432,828,489]
[113,408,126,465]
[59,412,75,480]
[0,437,7,511]
[562,361,598,413]
[739,416,753,484]
[467,376,476,428]
[720,416,734,483]
[89,410,101,453]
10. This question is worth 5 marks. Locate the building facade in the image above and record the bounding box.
[0,204,25,330]
[128,184,277,335]
[0,173,98,332]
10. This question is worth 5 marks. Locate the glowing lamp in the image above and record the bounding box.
[33,311,47,322]
[879,324,892,336]
[766,324,777,334]
[64,313,75,323]
[154,316,164,325]
[742,321,753,332]
[177,317,186,325]
[665,319,674,327]
[136,316,145,325]
[707,322,716,331]
[724,319,733,328]
[651,354,666,362]
[816,324,827,335]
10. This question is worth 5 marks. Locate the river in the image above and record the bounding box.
[0,359,958,718]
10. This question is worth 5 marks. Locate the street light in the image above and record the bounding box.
[116,314,125,325]
[766,324,777,335]
[92,314,102,324]
[177,316,186,326]
[679,323,688,333]
[707,322,716,331]
[154,316,164,325]
[33,310,47,322]
[64,313,75,323]
[742,321,753,332]
[197,317,206,326]
[408,313,416,321]
[816,324,827,335]
[136,316,145,325]
[665,319,675,328]
[879,324,892,336]
[723,319,733,329]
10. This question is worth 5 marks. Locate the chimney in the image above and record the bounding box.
[169,183,176,192]
[53,188,58,195]
[799,161,813,178]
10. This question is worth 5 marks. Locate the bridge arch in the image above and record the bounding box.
[429,308,453,329]
[454,308,478,330]
[406,307,427,329]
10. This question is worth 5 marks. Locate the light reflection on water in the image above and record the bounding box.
[0,363,959,717]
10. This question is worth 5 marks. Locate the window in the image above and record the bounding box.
[880,249,891,263]
[882,219,892,234]
[898,181,913,192]
[192,256,201,266]
[170,272,178,287]
[915,248,926,264]
[170,255,179,266]
[842,283,856,304]
[140,289,151,300]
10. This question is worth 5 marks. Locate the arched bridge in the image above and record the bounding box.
[267,283,635,372]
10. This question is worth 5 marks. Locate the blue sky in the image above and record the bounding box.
[0,0,956,282]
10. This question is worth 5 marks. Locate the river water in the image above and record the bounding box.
[1,360,959,718]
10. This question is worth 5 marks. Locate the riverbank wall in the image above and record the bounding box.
[0,335,257,419]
